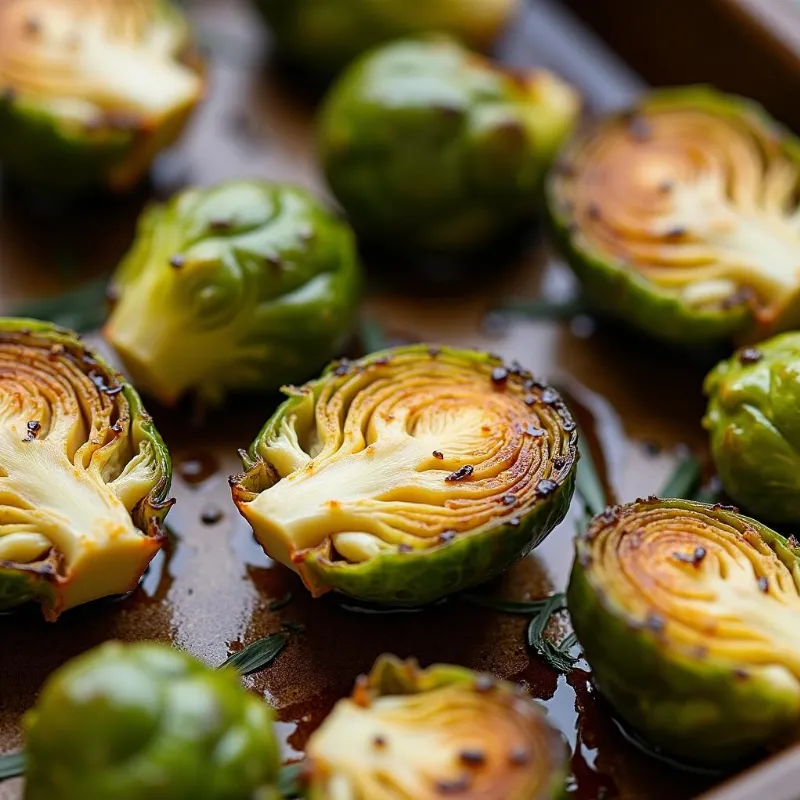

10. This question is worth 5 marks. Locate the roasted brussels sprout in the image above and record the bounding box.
[231,345,577,605]
[254,0,519,75]
[704,334,800,523]
[0,0,204,193]
[305,654,568,799]
[0,319,171,620]
[547,86,800,344]
[24,641,280,800]
[318,38,580,253]
[568,498,800,764]
[104,181,362,406]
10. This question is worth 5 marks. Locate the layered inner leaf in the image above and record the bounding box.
[587,501,800,685]
[0,0,201,124]
[307,683,557,800]
[241,350,574,564]
[555,99,800,325]
[0,331,163,615]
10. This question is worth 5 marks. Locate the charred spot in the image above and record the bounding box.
[587,203,601,221]
[169,254,186,269]
[524,394,537,406]
[600,507,618,524]
[789,535,800,549]
[536,479,558,497]
[625,113,652,142]
[658,180,674,194]
[88,370,122,396]
[333,359,351,376]
[491,366,509,385]
[23,420,41,442]
[474,675,496,693]
[111,420,124,433]
[24,16,41,34]
[1,88,16,104]
[373,356,391,366]
[541,389,559,404]
[372,734,387,749]
[398,544,412,554]
[436,775,471,794]
[446,465,474,482]
[459,749,486,766]
[665,226,687,239]
[722,287,755,310]
[438,530,457,544]
[201,506,224,525]
[672,546,706,566]
[738,347,762,365]
[713,503,739,513]
[509,746,531,766]
[210,219,232,232]
[503,494,517,506]
[432,450,444,460]
[758,577,769,593]
[554,457,566,470]
[732,668,749,681]
[645,613,665,633]
[526,425,545,437]
[562,419,576,432]
[428,347,441,358]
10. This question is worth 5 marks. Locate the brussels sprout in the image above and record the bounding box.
[0,0,204,193]
[104,181,362,406]
[704,334,800,523]
[254,0,519,75]
[568,497,800,764]
[23,641,280,800]
[318,38,580,253]
[231,345,577,606]
[547,86,800,344]
[0,319,172,620]
[305,654,568,799]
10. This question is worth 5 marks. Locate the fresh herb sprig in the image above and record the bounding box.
[493,297,587,321]
[0,752,24,781]
[659,453,701,499]
[219,632,288,676]
[10,277,110,333]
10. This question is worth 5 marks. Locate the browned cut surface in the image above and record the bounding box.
[0,0,794,798]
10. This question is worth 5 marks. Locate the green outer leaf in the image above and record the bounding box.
[568,497,800,764]
[545,86,796,345]
[220,633,288,677]
[10,278,110,333]
[234,344,579,606]
[0,318,172,616]
[704,333,800,523]
[659,454,701,500]
[0,752,25,781]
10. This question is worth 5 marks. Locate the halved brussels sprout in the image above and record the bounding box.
[0,0,204,193]
[254,0,519,75]
[568,498,800,764]
[0,319,172,620]
[318,38,580,253]
[547,86,800,344]
[104,181,362,406]
[231,345,577,606]
[23,641,280,800]
[305,654,568,799]
[704,334,800,523]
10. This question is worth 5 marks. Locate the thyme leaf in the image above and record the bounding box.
[10,277,110,333]
[660,454,701,499]
[277,762,305,798]
[0,751,25,781]
[494,297,587,320]
[575,431,607,520]
[219,633,287,676]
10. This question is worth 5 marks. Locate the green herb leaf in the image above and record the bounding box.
[459,593,549,615]
[660,454,701,499]
[0,751,25,781]
[575,434,607,520]
[268,592,293,612]
[692,481,721,505]
[359,317,388,354]
[277,762,305,798]
[494,297,587,320]
[526,593,576,674]
[11,277,110,333]
[219,633,287,676]
[558,631,579,652]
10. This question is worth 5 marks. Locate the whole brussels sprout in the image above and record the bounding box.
[318,38,580,253]
[104,181,362,406]
[305,654,568,800]
[704,334,800,523]
[568,497,800,764]
[23,641,280,800]
[0,319,172,620]
[0,0,204,193]
[231,345,577,606]
[547,86,800,344]
[254,0,519,75]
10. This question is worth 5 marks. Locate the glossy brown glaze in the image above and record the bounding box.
[0,1,743,798]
